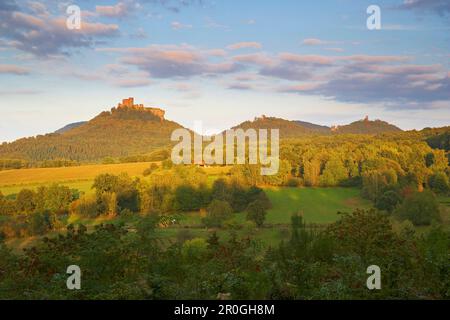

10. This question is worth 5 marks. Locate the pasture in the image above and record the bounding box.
[0,162,231,195]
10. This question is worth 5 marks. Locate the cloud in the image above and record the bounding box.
[0,64,29,75]
[96,2,131,18]
[101,45,243,78]
[171,21,193,30]
[228,83,253,90]
[398,0,450,15]
[143,0,206,13]
[0,1,119,56]
[230,50,449,108]
[325,47,344,52]
[302,38,329,46]
[233,53,274,67]
[295,61,450,108]
[227,42,262,50]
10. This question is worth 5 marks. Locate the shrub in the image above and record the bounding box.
[70,195,98,217]
[286,177,302,187]
[182,238,208,260]
[202,200,233,228]
[428,172,449,194]
[246,200,267,227]
[176,229,195,244]
[375,190,402,213]
[396,190,440,226]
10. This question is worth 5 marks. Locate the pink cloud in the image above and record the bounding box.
[279,53,333,65]
[96,2,130,17]
[302,38,328,46]
[227,42,262,50]
[171,21,192,30]
[0,64,30,75]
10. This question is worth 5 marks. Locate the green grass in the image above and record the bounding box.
[265,187,371,224]
[175,187,371,227]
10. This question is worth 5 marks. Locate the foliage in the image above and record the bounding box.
[396,190,441,226]
[246,200,267,227]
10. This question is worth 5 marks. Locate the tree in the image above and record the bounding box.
[92,174,120,195]
[375,190,402,213]
[246,200,267,227]
[396,190,440,226]
[425,152,435,168]
[28,211,52,235]
[303,158,321,187]
[174,185,201,211]
[211,178,229,201]
[319,157,348,186]
[203,200,233,228]
[428,172,449,194]
[206,231,220,249]
[16,189,36,214]
[44,184,73,215]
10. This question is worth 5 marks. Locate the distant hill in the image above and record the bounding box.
[231,116,401,137]
[231,116,313,138]
[0,100,409,163]
[294,120,330,133]
[54,121,87,134]
[331,116,402,134]
[0,98,184,162]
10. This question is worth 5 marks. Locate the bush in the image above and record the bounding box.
[286,177,302,187]
[70,195,98,217]
[176,229,195,244]
[396,190,441,226]
[246,200,267,227]
[28,212,52,236]
[428,172,449,194]
[182,238,208,260]
[202,200,233,228]
[375,190,402,213]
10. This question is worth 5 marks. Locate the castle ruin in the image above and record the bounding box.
[116,97,165,121]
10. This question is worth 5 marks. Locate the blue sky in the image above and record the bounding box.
[0,0,449,142]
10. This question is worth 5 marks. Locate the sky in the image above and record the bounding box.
[0,0,449,142]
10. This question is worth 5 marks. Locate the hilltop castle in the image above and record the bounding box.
[115,97,165,121]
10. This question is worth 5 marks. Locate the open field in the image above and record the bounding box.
[265,187,372,224]
[0,162,231,195]
[0,162,154,189]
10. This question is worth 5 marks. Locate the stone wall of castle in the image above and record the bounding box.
[116,97,165,121]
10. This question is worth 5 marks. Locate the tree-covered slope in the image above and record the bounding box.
[0,105,184,162]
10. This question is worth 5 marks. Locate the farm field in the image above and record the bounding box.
[265,187,371,224]
[0,162,231,195]
[0,162,155,191]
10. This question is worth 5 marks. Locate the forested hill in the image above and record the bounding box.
[232,115,403,137]
[0,99,412,163]
[332,117,402,134]
[54,121,87,134]
[231,116,315,138]
[0,102,184,162]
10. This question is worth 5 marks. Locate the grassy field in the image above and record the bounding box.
[175,187,370,227]
[265,187,371,224]
[0,162,231,195]
[0,162,154,184]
